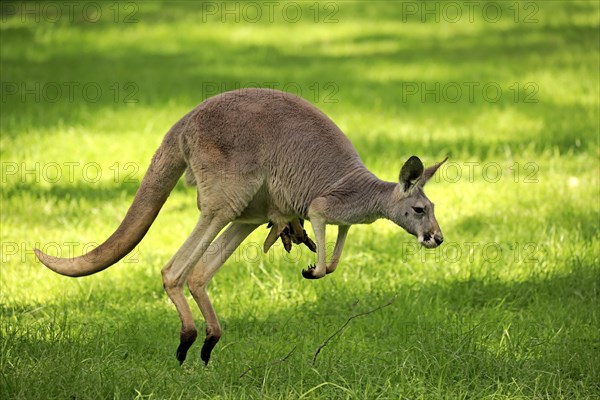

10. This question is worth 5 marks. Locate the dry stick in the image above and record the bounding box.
[312,297,396,364]
[239,346,297,378]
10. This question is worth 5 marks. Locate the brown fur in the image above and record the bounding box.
[35,88,446,364]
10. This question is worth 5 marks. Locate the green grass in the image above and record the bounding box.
[1,1,599,399]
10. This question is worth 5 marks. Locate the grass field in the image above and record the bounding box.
[1,1,599,399]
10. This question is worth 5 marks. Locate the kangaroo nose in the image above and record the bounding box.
[434,235,443,245]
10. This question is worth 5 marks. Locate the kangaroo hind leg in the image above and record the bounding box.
[188,222,259,364]
[161,212,232,365]
[163,162,262,364]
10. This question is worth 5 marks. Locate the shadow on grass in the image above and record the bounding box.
[2,2,598,158]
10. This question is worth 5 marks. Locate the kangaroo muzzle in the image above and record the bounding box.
[418,230,444,248]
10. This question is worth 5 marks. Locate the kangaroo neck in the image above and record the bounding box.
[323,166,397,225]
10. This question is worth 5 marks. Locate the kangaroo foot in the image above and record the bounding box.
[176,328,198,365]
[200,334,220,365]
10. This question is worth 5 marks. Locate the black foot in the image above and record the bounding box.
[176,342,192,365]
[200,335,220,365]
[302,264,323,279]
[176,329,197,365]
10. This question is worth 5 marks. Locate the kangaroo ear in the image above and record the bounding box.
[419,156,448,186]
[399,156,424,192]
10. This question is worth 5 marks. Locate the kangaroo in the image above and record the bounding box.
[35,88,446,365]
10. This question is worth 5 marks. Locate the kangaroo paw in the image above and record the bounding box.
[176,344,190,365]
[176,328,198,365]
[200,334,220,365]
[302,264,325,279]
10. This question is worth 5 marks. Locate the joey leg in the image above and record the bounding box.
[264,222,287,253]
[289,219,316,252]
[264,219,316,254]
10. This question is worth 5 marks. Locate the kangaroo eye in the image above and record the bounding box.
[412,206,425,214]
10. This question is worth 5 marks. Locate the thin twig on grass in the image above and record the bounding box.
[239,346,296,378]
[312,297,396,364]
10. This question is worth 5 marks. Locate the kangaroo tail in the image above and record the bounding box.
[35,126,188,277]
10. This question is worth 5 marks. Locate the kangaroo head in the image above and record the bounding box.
[388,156,447,248]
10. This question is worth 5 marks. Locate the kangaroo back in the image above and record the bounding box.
[184,89,366,217]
